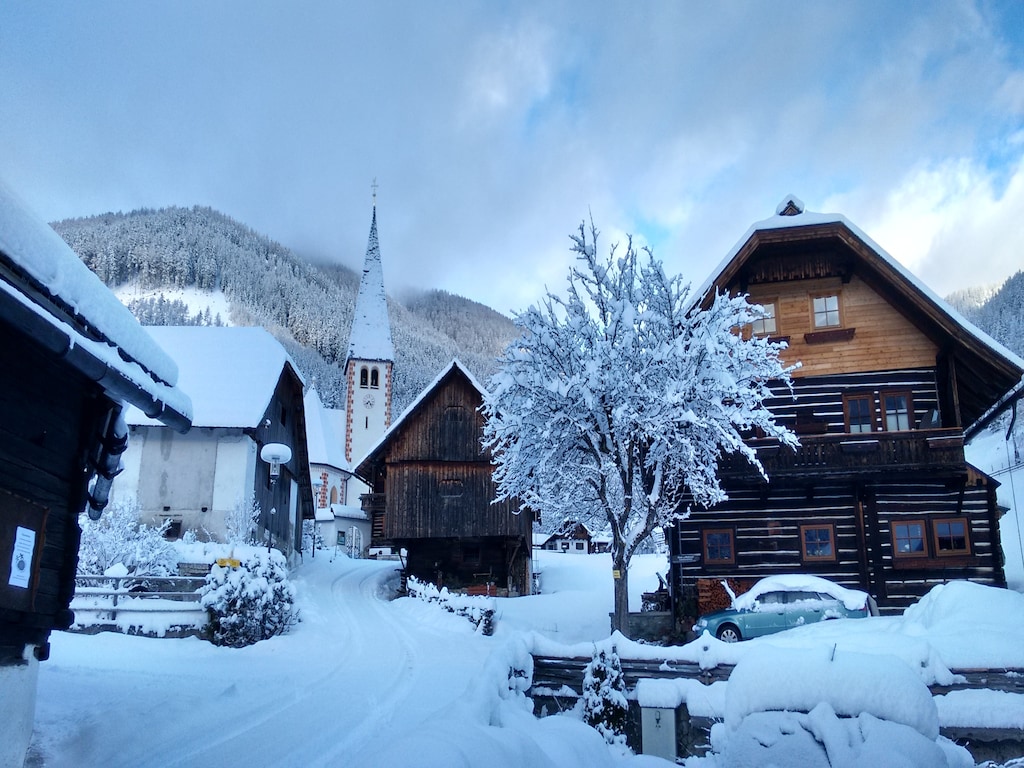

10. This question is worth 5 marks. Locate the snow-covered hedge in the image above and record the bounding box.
[406,576,496,635]
[200,550,299,647]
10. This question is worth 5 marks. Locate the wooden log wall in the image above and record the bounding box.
[0,329,101,650]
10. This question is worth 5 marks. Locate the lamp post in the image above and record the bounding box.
[260,442,292,554]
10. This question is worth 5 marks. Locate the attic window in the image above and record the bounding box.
[439,479,464,498]
[812,294,841,329]
[751,300,778,336]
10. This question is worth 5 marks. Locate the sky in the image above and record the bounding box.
[1,1,1022,316]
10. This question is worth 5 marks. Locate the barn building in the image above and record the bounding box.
[357,360,534,596]
[0,183,192,767]
[670,197,1024,625]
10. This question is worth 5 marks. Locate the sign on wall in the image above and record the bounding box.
[0,489,47,612]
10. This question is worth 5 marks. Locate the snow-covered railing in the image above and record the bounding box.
[71,575,207,636]
[406,576,496,635]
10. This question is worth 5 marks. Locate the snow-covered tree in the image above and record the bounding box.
[482,220,797,634]
[582,645,628,750]
[77,499,178,577]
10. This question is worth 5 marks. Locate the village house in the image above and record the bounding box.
[357,360,534,596]
[111,325,313,559]
[670,197,1024,625]
[304,386,370,556]
[0,183,192,767]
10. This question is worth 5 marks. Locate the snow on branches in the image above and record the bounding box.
[482,220,797,632]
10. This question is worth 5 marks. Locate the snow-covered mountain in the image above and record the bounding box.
[52,206,518,413]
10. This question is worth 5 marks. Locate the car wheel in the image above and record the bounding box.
[717,624,741,643]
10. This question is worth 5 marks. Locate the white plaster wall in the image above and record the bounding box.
[0,646,38,768]
[209,435,257,539]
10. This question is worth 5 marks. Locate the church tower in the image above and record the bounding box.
[344,195,394,467]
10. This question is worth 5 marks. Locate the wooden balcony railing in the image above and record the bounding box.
[720,428,966,479]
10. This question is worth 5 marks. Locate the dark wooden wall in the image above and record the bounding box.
[382,371,528,541]
[0,326,105,653]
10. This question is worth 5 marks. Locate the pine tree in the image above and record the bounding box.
[582,645,629,750]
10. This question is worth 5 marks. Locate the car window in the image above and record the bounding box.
[787,591,826,604]
[754,591,786,607]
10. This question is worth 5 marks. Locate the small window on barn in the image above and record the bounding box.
[370,368,380,389]
[881,391,913,431]
[703,528,735,565]
[575,541,586,551]
[439,479,464,498]
[800,524,836,561]
[844,394,875,434]
[359,367,369,388]
[444,405,467,422]
[812,294,841,329]
[891,520,927,557]
[751,300,778,336]
[933,517,970,555]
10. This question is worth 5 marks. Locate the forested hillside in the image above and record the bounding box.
[947,271,1024,360]
[53,206,519,412]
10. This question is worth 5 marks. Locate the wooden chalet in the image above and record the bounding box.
[356,360,533,596]
[0,183,191,765]
[670,197,1024,622]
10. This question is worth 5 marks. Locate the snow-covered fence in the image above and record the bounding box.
[406,576,496,635]
[71,575,207,636]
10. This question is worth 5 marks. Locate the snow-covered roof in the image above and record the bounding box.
[332,503,368,522]
[532,532,553,547]
[304,387,349,470]
[314,507,335,523]
[699,195,1024,433]
[345,206,394,365]
[0,180,192,431]
[354,359,486,476]
[125,326,302,428]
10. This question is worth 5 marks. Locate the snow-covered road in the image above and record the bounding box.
[30,556,496,767]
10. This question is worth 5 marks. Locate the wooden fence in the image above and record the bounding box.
[71,575,208,634]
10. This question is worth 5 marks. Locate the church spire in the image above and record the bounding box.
[345,200,394,367]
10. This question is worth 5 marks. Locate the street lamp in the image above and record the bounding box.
[260,442,292,553]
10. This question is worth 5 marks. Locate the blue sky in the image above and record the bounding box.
[1,1,1021,315]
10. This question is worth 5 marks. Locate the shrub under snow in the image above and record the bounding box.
[406,576,496,635]
[200,550,299,647]
[582,644,629,751]
[77,499,178,577]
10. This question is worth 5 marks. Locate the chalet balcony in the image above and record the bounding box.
[720,428,966,480]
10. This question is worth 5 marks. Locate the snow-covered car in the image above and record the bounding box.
[693,574,877,642]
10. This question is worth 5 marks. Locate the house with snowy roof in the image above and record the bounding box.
[356,360,534,596]
[670,196,1024,627]
[112,325,313,558]
[0,181,192,768]
[304,386,370,556]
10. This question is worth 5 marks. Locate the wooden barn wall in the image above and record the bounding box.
[0,328,102,648]
[671,477,1002,615]
[762,368,941,434]
[384,463,527,539]
[745,273,939,378]
[388,373,486,464]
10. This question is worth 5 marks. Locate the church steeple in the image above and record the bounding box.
[344,191,394,465]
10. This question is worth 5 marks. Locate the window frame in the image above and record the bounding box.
[751,298,779,337]
[891,519,928,559]
[843,392,876,434]
[799,523,837,562]
[880,390,914,432]
[932,517,971,556]
[359,366,369,388]
[370,367,380,389]
[702,527,736,565]
[811,292,842,329]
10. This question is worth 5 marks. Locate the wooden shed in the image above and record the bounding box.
[356,360,533,596]
[0,183,191,765]
[670,197,1024,625]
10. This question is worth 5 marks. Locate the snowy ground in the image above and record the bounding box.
[26,548,1024,767]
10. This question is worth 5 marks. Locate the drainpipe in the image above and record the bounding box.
[87,405,129,520]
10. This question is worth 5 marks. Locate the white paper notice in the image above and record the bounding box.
[9,526,35,589]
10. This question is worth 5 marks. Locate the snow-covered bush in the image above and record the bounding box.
[77,499,178,577]
[301,519,325,555]
[582,644,629,751]
[200,550,298,647]
[406,576,496,635]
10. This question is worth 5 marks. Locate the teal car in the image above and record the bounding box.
[693,575,876,643]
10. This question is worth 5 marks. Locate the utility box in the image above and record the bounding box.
[640,705,678,760]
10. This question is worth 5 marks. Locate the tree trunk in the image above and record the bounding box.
[611,558,630,637]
